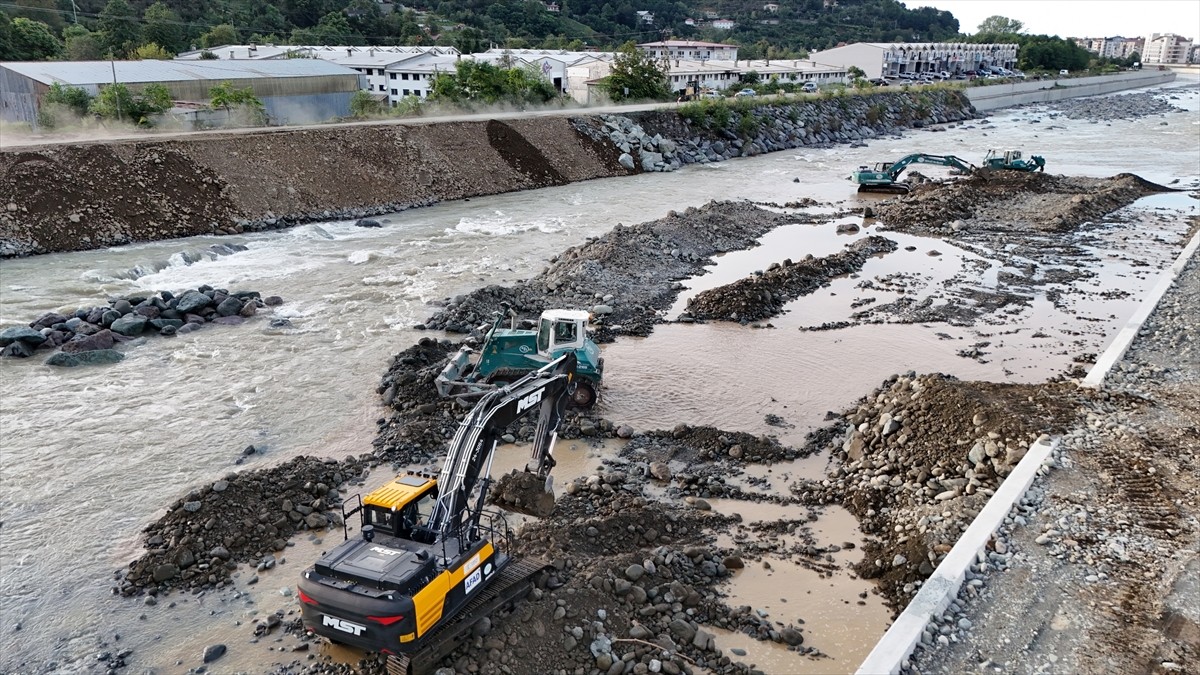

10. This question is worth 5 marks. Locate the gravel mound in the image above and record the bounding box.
[684,235,899,322]
[791,373,1085,610]
[875,171,1173,237]
[1039,90,1189,122]
[420,201,800,341]
[119,455,366,596]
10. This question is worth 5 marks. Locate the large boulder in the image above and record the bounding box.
[45,349,125,367]
[31,312,67,329]
[175,290,212,314]
[0,326,47,347]
[215,296,243,317]
[60,329,116,353]
[109,314,147,337]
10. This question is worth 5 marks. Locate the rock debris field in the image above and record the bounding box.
[87,168,1198,675]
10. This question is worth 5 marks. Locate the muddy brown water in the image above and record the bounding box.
[1,79,1198,674]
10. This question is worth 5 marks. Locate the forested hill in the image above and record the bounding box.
[1,0,959,61]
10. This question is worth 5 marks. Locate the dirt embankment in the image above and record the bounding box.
[0,116,624,257]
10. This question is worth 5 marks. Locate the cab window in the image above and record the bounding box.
[554,320,577,344]
[537,318,551,353]
[368,507,396,532]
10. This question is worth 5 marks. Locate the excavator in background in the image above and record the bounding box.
[982,149,1046,172]
[851,153,976,193]
[298,354,577,674]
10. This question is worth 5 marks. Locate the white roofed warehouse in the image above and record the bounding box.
[0,59,365,127]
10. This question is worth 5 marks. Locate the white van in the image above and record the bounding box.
[1059,69,1069,76]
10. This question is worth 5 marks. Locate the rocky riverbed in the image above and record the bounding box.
[103,172,1195,674]
[1027,89,1192,122]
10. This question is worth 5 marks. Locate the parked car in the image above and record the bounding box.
[937,70,950,79]
[800,81,818,93]
[1059,69,1070,76]
[867,78,889,87]
[699,90,721,99]
[735,88,757,97]
[1011,71,1027,79]
[897,72,916,80]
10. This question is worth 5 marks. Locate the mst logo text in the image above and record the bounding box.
[323,615,367,636]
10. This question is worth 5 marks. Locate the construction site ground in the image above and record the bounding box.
[907,250,1200,674]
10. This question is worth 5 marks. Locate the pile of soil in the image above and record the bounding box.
[684,235,899,322]
[875,171,1172,237]
[419,202,802,341]
[119,455,366,596]
[791,373,1086,609]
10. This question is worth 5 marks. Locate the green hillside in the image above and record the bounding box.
[1,0,958,60]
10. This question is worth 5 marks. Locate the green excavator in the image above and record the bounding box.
[851,153,976,193]
[982,149,1046,172]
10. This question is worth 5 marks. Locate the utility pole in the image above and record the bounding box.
[111,60,122,122]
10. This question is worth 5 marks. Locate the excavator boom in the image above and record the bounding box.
[852,153,975,193]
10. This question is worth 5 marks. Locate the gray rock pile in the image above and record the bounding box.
[0,285,281,366]
[790,372,1082,609]
[1038,90,1188,122]
[119,454,367,596]
[684,235,900,323]
[419,202,800,341]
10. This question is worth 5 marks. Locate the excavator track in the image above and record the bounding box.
[858,184,911,194]
[385,557,549,675]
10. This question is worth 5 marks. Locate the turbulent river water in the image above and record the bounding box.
[2,78,1199,674]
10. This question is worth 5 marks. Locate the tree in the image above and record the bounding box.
[10,16,62,60]
[90,83,173,125]
[200,23,239,48]
[208,80,268,124]
[349,89,382,116]
[64,25,105,60]
[131,42,172,59]
[289,11,363,45]
[603,42,671,102]
[141,2,184,54]
[847,65,866,80]
[43,82,92,115]
[430,59,558,105]
[98,0,139,57]
[0,12,15,61]
[976,15,1024,35]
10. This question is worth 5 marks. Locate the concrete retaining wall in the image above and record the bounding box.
[966,71,1177,111]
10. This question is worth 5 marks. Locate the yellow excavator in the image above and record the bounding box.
[298,354,576,674]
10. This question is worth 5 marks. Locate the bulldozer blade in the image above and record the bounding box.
[490,470,556,518]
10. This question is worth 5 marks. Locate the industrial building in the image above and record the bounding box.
[809,42,1019,79]
[0,59,364,127]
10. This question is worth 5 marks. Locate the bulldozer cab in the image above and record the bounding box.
[1006,150,1022,162]
[536,310,589,356]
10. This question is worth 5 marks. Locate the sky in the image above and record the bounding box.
[910,0,1200,39]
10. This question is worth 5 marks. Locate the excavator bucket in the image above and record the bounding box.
[490,469,556,518]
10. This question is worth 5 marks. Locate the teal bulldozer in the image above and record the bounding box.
[982,149,1046,172]
[435,309,603,409]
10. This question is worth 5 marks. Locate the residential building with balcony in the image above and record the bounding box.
[1142,33,1193,64]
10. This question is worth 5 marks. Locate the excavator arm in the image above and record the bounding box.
[887,153,976,180]
[424,353,576,538]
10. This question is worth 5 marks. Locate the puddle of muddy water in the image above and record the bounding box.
[702,499,891,674]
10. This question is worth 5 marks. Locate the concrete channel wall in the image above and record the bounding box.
[857,229,1200,675]
[966,70,1177,111]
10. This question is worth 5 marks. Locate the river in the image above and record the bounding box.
[1,78,1198,674]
